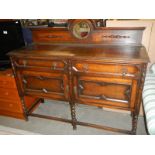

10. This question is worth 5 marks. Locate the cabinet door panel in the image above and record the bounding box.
[73,75,138,109]
[20,71,69,101]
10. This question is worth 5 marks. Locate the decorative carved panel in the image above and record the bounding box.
[77,80,131,104]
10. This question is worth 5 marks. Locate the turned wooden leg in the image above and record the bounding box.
[69,102,77,130]
[131,111,134,117]
[131,113,138,135]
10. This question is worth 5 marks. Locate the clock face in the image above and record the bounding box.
[72,21,91,39]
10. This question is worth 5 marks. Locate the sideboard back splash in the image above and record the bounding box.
[31,20,145,45]
[31,26,145,45]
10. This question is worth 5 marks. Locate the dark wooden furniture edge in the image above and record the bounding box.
[27,98,43,115]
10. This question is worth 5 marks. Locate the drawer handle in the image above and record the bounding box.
[122,68,128,77]
[42,88,48,93]
[51,62,57,70]
[37,76,44,80]
[23,79,27,84]
[122,72,127,76]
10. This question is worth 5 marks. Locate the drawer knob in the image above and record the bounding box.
[42,88,48,93]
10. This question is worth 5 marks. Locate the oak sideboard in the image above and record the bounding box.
[8,19,150,134]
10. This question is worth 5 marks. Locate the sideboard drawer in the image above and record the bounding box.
[15,59,67,71]
[72,62,140,78]
[0,99,22,113]
[0,88,20,102]
[0,77,17,89]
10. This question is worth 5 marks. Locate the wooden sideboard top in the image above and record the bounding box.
[8,43,150,63]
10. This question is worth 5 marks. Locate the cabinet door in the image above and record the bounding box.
[73,75,138,110]
[20,70,69,101]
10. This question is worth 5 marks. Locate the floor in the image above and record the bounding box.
[0,125,39,135]
[0,100,147,135]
